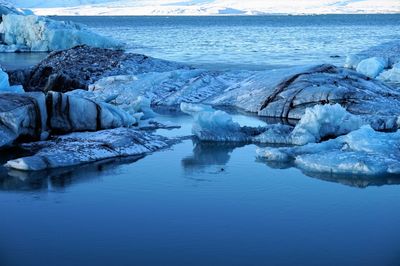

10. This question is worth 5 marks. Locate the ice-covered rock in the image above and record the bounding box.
[0,92,47,148]
[9,45,187,92]
[355,57,388,78]
[0,14,122,52]
[257,125,400,176]
[378,63,400,84]
[210,64,400,127]
[5,128,171,171]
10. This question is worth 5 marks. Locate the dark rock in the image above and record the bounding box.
[9,45,187,92]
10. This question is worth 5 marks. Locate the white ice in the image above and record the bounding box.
[180,102,249,142]
[0,68,24,93]
[356,57,388,78]
[378,63,400,84]
[289,104,363,145]
[0,14,122,52]
[5,127,170,171]
[257,125,400,175]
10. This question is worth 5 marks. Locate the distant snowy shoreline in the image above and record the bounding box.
[8,0,400,16]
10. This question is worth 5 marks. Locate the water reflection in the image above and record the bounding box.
[258,158,400,188]
[183,140,400,188]
[1,138,399,191]
[0,156,143,191]
[181,139,246,174]
[304,171,400,188]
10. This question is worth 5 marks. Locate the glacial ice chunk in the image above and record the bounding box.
[0,14,122,52]
[356,57,388,78]
[0,68,24,93]
[0,92,47,148]
[180,103,247,141]
[344,54,361,69]
[47,91,137,133]
[378,63,400,84]
[289,104,363,145]
[257,126,400,175]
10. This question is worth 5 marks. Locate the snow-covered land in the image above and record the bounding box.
[8,0,400,16]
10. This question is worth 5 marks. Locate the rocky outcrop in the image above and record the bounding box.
[8,45,187,92]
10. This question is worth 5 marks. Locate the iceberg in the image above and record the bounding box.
[180,102,249,142]
[5,128,171,171]
[46,91,137,134]
[257,126,400,176]
[378,63,400,84]
[0,92,47,148]
[289,104,363,145]
[183,103,365,146]
[0,68,24,93]
[0,91,137,149]
[0,14,122,52]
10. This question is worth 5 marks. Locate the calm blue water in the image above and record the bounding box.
[63,15,400,70]
[2,16,400,266]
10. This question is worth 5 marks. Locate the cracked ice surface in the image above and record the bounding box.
[5,128,171,171]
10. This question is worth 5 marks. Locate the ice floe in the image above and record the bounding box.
[378,63,400,84]
[182,103,366,145]
[5,127,171,171]
[257,125,400,176]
